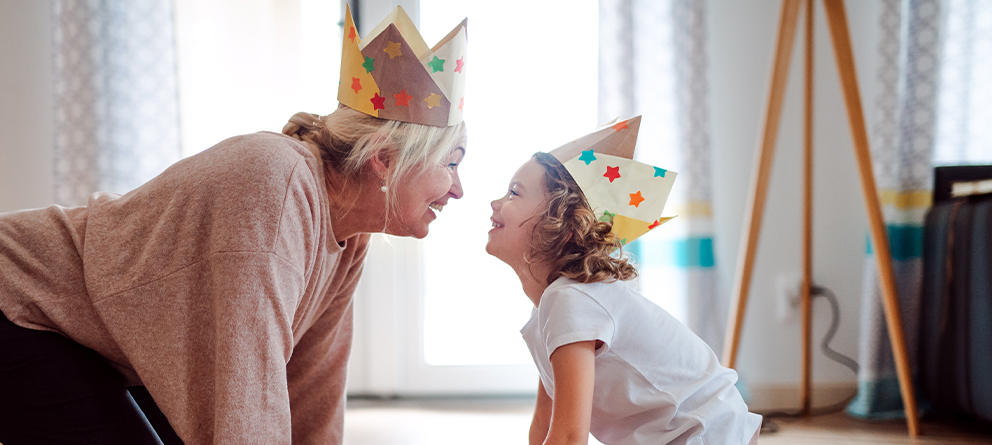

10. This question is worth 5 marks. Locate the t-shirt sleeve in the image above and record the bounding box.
[538,284,616,358]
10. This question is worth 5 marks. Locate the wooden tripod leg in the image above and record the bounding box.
[722,0,803,369]
[800,0,814,417]
[821,0,920,436]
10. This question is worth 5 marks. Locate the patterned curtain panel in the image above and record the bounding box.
[598,0,722,351]
[52,0,181,207]
[934,0,992,165]
[847,0,942,419]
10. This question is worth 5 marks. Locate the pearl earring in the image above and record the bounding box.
[380,178,387,193]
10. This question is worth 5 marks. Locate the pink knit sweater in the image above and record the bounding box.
[0,132,370,444]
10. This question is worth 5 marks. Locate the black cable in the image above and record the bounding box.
[756,284,860,420]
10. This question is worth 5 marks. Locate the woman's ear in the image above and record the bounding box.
[367,133,394,179]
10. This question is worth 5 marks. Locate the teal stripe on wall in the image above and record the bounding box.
[636,237,715,268]
[865,225,923,261]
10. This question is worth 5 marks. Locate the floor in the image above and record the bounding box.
[343,397,992,445]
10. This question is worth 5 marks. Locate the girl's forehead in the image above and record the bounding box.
[512,159,544,185]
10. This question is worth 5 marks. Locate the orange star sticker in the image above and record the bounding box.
[394,89,412,107]
[629,191,645,207]
[613,120,629,132]
[370,93,386,110]
[350,77,362,94]
[348,27,357,43]
[383,41,403,59]
[459,97,464,110]
[604,166,621,183]
[424,93,443,109]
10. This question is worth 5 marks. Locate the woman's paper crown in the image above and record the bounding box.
[338,5,467,127]
[549,116,677,245]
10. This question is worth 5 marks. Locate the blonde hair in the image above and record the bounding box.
[529,152,637,285]
[283,106,466,219]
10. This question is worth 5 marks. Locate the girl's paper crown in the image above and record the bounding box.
[549,116,677,245]
[338,5,467,127]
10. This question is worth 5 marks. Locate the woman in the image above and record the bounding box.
[0,6,467,444]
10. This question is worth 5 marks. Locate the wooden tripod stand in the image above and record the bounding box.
[720,0,920,436]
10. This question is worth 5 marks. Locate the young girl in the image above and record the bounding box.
[486,117,761,444]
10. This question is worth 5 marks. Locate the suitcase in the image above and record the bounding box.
[919,195,992,422]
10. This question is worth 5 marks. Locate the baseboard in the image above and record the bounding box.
[746,382,858,412]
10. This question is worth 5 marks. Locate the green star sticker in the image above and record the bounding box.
[620,238,627,246]
[362,56,375,73]
[600,210,616,222]
[428,55,445,73]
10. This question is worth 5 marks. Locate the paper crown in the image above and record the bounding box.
[549,116,677,245]
[338,5,467,127]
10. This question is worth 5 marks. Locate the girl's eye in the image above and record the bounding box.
[509,190,519,197]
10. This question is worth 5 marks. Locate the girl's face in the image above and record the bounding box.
[385,145,465,239]
[487,158,548,267]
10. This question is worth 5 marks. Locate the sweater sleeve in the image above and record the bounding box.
[285,235,369,444]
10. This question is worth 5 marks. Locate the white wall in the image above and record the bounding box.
[0,0,53,213]
[708,0,881,388]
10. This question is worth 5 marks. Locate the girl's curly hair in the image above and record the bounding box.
[529,152,637,285]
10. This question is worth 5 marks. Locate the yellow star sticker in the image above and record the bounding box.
[383,41,402,59]
[424,93,443,109]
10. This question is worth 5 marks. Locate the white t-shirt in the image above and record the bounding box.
[521,277,761,445]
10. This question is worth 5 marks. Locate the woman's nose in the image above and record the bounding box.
[448,170,464,199]
[491,199,500,210]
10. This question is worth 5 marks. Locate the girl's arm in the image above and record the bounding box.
[530,380,553,445]
[544,340,597,445]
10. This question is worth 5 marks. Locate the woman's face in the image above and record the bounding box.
[486,158,548,267]
[385,145,465,239]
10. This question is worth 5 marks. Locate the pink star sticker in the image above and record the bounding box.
[394,89,412,107]
[370,93,386,110]
[459,97,464,111]
[350,77,362,94]
[604,166,621,183]
[629,191,645,207]
[455,57,465,73]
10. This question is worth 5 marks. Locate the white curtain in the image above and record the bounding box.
[848,0,942,419]
[934,0,992,165]
[52,0,182,206]
[598,0,721,351]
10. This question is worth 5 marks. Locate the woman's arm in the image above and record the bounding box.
[530,379,553,445]
[545,340,597,445]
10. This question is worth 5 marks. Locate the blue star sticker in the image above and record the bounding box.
[579,150,597,165]
[654,166,667,177]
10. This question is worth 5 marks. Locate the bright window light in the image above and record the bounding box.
[419,0,599,366]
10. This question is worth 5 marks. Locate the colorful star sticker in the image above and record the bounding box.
[648,219,662,229]
[348,27,357,43]
[654,166,667,177]
[455,57,465,73]
[428,56,445,73]
[604,166,621,183]
[620,238,627,246]
[370,93,386,110]
[578,150,597,165]
[383,41,403,59]
[350,77,362,94]
[613,120,629,132]
[629,191,645,207]
[394,89,412,107]
[362,56,375,73]
[424,93,443,109]
[458,96,464,111]
[600,210,616,222]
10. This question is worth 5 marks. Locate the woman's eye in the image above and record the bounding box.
[447,163,458,170]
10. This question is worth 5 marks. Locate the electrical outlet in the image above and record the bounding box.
[776,275,801,322]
